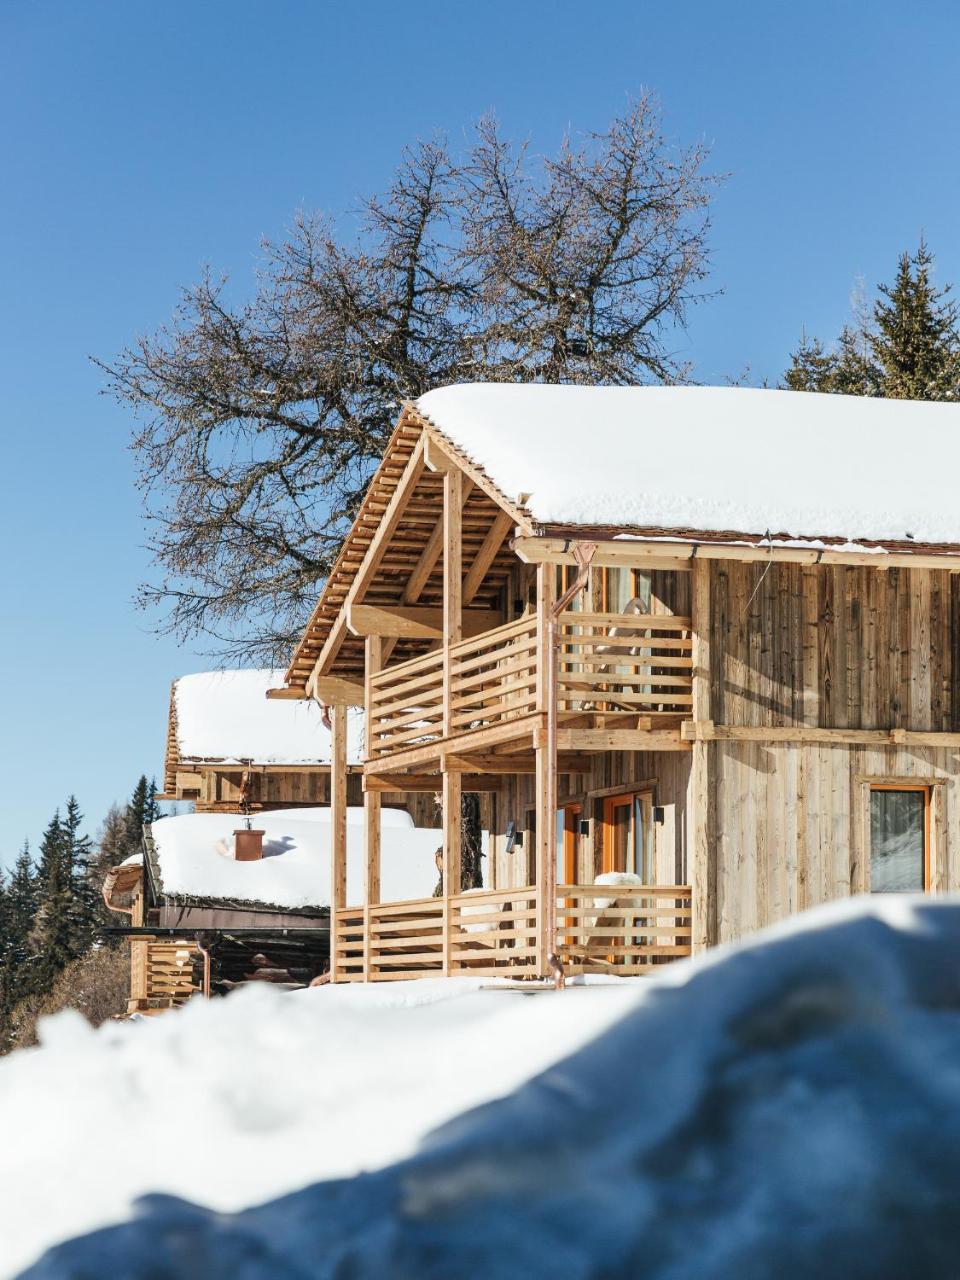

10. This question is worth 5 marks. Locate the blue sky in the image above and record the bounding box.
[1,0,958,862]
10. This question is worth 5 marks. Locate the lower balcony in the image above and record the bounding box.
[332,883,693,982]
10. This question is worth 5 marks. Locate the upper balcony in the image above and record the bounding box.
[366,609,693,766]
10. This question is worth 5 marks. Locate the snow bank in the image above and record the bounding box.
[172,670,364,765]
[150,806,441,908]
[417,383,960,545]
[15,895,960,1277]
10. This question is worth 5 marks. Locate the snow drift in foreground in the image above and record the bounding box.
[17,897,960,1279]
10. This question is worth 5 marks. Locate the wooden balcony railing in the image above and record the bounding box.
[365,611,693,759]
[557,612,693,716]
[367,615,537,758]
[333,884,691,982]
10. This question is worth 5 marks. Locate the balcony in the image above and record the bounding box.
[366,611,693,762]
[333,883,693,982]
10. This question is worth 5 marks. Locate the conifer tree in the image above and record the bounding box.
[124,776,158,853]
[872,240,960,399]
[784,241,958,400]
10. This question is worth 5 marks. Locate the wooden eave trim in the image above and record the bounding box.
[282,411,424,687]
[404,406,535,536]
[513,533,960,572]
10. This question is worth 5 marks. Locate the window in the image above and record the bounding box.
[557,803,582,885]
[869,786,931,893]
[602,792,654,880]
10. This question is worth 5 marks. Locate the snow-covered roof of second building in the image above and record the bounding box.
[148,807,444,909]
[415,384,960,546]
[172,670,364,766]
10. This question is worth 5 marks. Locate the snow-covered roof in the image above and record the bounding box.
[416,384,960,546]
[171,670,364,766]
[148,806,443,909]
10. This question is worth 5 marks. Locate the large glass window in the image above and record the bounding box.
[602,792,654,880]
[869,787,929,893]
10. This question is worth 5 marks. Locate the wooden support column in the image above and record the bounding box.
[442,770,461,976]
[441,467,464,975]
[363,637,383,979]
[690,556,713,954]
[535,562,556,975]
[330,704,348,982]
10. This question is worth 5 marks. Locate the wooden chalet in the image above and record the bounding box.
[275,382,960,983]
[158,668,366,812]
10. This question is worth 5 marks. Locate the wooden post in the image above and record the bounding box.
[690,556,712,953]
[441,467,463,976]
[330,703,348,982]
[363,636,383,981]
[442,769,461,975]
[536,562,556,975]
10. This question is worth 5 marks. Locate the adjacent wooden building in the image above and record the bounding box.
[275,383,960,982]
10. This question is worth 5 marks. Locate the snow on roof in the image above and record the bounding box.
[416,383,960,546]
[172,670,364,765]
[8,896,960,1274]
[149,806,442,909]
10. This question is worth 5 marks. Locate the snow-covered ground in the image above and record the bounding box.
[10,896,960,1277]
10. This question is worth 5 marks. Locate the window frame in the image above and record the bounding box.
[601,789,654,879]
[867,782,932,894]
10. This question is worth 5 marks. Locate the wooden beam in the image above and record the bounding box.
[555,729,691,752]
[691,558,711,723]
[463,509,514,606]
[443,467,464,736]
[364,637,383,914]
[347,603,502,640]
[442,768,461,976]
[307,436,426,685]
[265,686,309,700]
[424,434,455,472]
[363,772,504,792]
[681,722,960,748]
[403,517,444,604]
[303,676,364,707]
[330,704,348,983]
[441,752,592,774]
[514,536,694,571]
[513,534,960,574]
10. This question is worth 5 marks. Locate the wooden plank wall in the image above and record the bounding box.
[703,561,960,945]
[485,752,691,890]
[709,741,960,945]
[710,562,960,730]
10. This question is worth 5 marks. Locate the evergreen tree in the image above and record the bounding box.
[124,776,157,853]
[6,843,37,970]
[61,797,98,953]
[32,827,75,989]
[872,240,960,399]
[784,241,958,400]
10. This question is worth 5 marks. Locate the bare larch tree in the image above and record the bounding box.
[100,95,718,663]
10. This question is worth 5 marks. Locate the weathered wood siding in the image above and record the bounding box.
[485,752,691,890]
[709,562,960,730]
[706,741,960,945]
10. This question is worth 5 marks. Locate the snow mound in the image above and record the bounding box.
[417,383,960,545]
[150,806,438,908]
[16,896,960,1277]
[172,670,365,765]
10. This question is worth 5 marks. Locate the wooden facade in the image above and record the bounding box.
[272,399,960,983]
